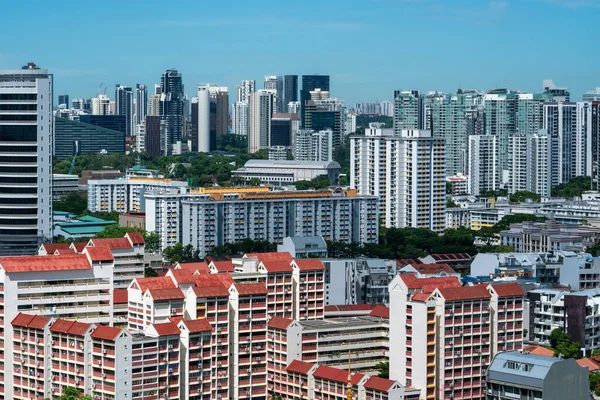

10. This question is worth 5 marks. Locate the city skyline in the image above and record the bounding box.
[1,0,598,105]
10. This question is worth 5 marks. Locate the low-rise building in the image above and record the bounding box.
[277,236,328,259]
[52,174,80,200]
[232,159,341,186]
[501,220,600,253]
[486,351,588,400]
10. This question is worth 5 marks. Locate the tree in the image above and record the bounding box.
[492,214,548,234]
[144,267,159,277]
[479,245,515,253]
[375,361,389,379]
[509,191,541,203]
[53,192,88,215]
[45,386,93,400]
[143,231,161,253]
[446,198,460,208]
[550,328,581,359]
[552,176,592,199]
[590,371,600,394]
[94,224,141,239]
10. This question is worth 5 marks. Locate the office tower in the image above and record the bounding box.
[287,101,300,114]
[154,83,161,95]
[83,98,92,112]
[249,90,275,153]
[467,135,498,196]
[584,88,600,102]
[207,86,229,138]
[159,69,184,155]
[301,75,330,127]
[135,84,148,125]
[54,117,125,159]
[509,131,551,197]
[195,85,211,152]
[232,101,249,137]
[293,129,334,162]
[393,90,421,133]
[71,98,84,110]
[543,79,570,102]
[351,126,446,232]
[58,94,69,108]
[79,115,127,135]
[283,75,298,110]
[270,113,299,147]
[237,79,255,103]
[145,116,167,156]
[430,91,482,176]
[544,103,578,187]
[309,88,329,100]
[91,94,111,115]
[148,93,161,116]
[264,75,283,112]
[0,62,52,255]
[303,97,346,148]
[115,84,133,136]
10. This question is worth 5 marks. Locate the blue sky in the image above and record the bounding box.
[0,0,598,105]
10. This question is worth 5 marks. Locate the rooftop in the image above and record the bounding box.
[268,316,295,330]
[11,313,51,329]
[0,253,91,273]
[297,316,387,330]
[91,325,123,341]
[488,351,563,389]
[49,319,92,336]
[286,360,314,375]
[438,285,491,301]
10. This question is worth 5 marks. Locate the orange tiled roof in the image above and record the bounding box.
[180,318,213,333]
[85,246,114,262]
[268,316,294,330]
[148,288,185,301]
[235,282,268,295]
[0,254,91,273]
[71,242,88,253]
[411,293,432,302]
[113,289,128,304]
[295,259,325,271]
[49,318,92,336]
[192,286,230,298]
[91,325,123,341]
[523,345,555,357]
[261,261,293,273]
[438,285,491,301]
[40,243,71,253]
[364,376,395,392]
[133,277,176,292]
[489,283,524,297]
[126,232,145,245]
[211,261,235,273]
[413,263,456,274]
[245,252,293,262]
[151,321,180,336]
[370,305,389,319]
[11,313,51,329]
[577,358,600,371]
[168,269,196,284]
[286,360,314,375]
[177,262,210,274]
[399,274,461,293]
[89,237,132,250]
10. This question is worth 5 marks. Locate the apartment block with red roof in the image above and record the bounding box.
[176,319,213,400]
[127,277,185,332]
[293,259,325,320]
[11,313,51,400]
[87,232,145,287]
[486,283,525,354]
[89,325,133,400]
[113,289,129,328]
[267,316,295,393]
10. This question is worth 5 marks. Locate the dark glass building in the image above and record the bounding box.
[146,116,165,157]
[300,75,330,128]
[284,75,298,109]
[58,94,69,107]
[160,69,184,155]
[115,85,133,136]
[54,118,125,160]
[79,115,127,135]
[270,113,299,147]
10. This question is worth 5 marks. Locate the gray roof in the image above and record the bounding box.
[243,160,341,169]
[287,236,327,249]
[488,351,560,389]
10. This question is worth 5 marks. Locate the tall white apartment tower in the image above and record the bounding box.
[467,135,498,196]
[351,125,446,232]
[232,101,250,137]
[249,90,275,153]
[0,63,52,255]
[135,84,148,125]
[196,85,211,153]
[237,80,256,103]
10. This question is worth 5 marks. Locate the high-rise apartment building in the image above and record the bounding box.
[293,129,334,162]
[115,85,133,136]
[91,94,111,115]
[467,135,498,196]
[236,79,255,103]
[58,94,69,108]
[543,79,570,102]
[509,131,551,197]
[249,89,275,153]
[264,75,284,112]
[209,86,229,139]
[195,85,212,153]
[231,101,249,137]
[393,90,421,134]
[584,88,600,102]
[0,63,52,255]
[148,93,161,116]
[71,98,84,110]
[135,84,147,125]
[303,97,346,148]
[283,75,298,110]
[351,126,446,232]
[159,69,184,155]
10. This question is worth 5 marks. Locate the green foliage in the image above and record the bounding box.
[53,192,88,215]
[162,243,201,264]
[355,115,393,129]
[446,198,460,208]
[552,176,592,199]
[294,176,332,190]
[509,191,541,203]
[216,134,248,152]
[376,361,389,379]
[45,386,93,400]
[478,245,515,253]
[143,231,161,253]
[478,189,508,198]
[94,224,141,239]
[493,214,548,233]
[591,371,600,393]
[550,328,581,359]
[86,211,120,221]
[446,182,453,195]
[144,267,159,278]
[207,239,277,257]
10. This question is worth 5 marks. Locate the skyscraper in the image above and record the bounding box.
[264,76,284,113]
[0,62,52,255]
[195,85,211,153]
[237,80,255,103]
[232,101,249,137]
[270,113,299,147]
[135,84,148,125]
[544,102,578,187]
[148,93,161,116]
[159,69,184,155]
[393,90,421,134]
[58,94,69,108]
[91,94,111,115]
[208,86,229,138]
[249,90,275,153]
[303,98,346,148]
[115,85,133,136]
[283,75,298,110]
[467,134,498,196]
[301,75,330,127]
[543,79,570,102]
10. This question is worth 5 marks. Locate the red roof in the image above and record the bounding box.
[399,275,461,293]
[438,285,491,301]
[235,282,268,295]
[261,261,293,273]
[370,305,389,319]
[268,316,294,330]
[178,262,210,274]
[126,232,145,245]
[180,318,213,333]
[151,321,180,336]
[245,252,293,262]
[168,269,196,284]
[11,313,51,329]
[113,289,128,304]
[0,254,91,273]
[295,259,325,271]
[41,243,71,253]
[133,277,176,292]
[193,286,230,298]
[577,358,600,371]
[211,261,235,273]
[489,283,524,297]
[89,237,132,250]
[325,304,376,312]
[395,258,423,267]
[286,360,314,375]
[431,253,472,262]
[71,242,87,253]
[49,319,92,336]
[194,273,234,288]
[85,246,114,262]
[411,293,432,302]
[412,263,456,275]
[148,288,185,301]
[313,365,364,384]
[523,345,555,357]
[364,376,395,392]
[91,325,123,341]
[54,248,76,255]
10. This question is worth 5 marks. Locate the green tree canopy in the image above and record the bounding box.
[509,191,541,203]
[376,361,389,379]
[549,328,581,359]
[552,176,592,199]
[45,386,93,400]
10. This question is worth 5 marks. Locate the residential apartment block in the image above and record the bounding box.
[500,220,599,253]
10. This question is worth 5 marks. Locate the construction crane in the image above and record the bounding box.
[68,156,76,175]
[346,349,354,400]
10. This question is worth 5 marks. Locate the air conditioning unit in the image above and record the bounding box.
[168,368,173,373]
[103,349,107,355]
[255,357,261,361]
[97,360,102,365]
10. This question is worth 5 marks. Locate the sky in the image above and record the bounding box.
[0,0,598,105]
